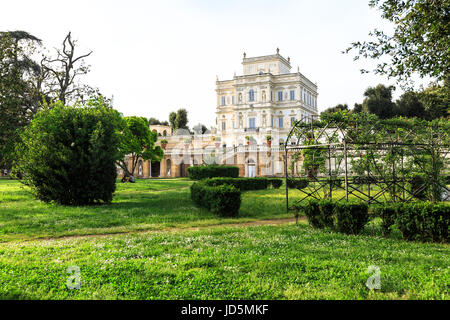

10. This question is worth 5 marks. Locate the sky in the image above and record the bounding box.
[1,0,411,127]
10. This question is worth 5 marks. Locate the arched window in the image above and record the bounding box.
[249,89,255,102]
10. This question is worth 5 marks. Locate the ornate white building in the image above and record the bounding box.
[124,50,318,178]
[216,49,318,147]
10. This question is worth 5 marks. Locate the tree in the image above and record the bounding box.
[149,117,161,125]
[42,32,93,105]
[420,82,450,120]
[353,103,363,113]
[321,104,349,116]
[395,91,425,118]
[12,98,123,205]
[169,111,177,129]
[175,108,188,129]
[345,0,450,85]
[117,116,164,177]
[193,123,208,134]
[0,31,43,169]
[362,84,396,119]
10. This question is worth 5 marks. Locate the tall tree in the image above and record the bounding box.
[420,81,450,120]
[169,111,177,129]
[0,31,43,169]
[116,116,164,177]
[345,0,450,85]
[175,108,188,129]
[395,91,425,118]
[362,84,396,119]
[42,32,93,105]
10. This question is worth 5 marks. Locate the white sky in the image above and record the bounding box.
[1,0,412,127]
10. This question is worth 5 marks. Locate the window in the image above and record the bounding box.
[290,90,295,101]
[232,96,235,105]
[290,117,295,126]
[222,122,226,131]
[271,116,274,127]
[232,121,235,129]
[249,117,256,129]
[270,91,273,101]
[278,117,284,128]
[249,90,255,102]
[221,96,226,106]
[278,91,283,101]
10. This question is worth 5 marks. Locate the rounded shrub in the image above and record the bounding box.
[13,100,123,205]
[190,181,241,217]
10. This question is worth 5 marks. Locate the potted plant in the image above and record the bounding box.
[245,136,251,145]
[266,135,272,147]
[160,139,168,150]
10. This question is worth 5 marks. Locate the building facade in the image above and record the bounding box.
[124,50,318,178]
[216,49,318,147]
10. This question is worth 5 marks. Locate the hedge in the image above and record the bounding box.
[301,200,369,235]
[287,178,309,189]
[203,177,282,191]
[187,165,239,180]
[372,205,397,236]
[394,202,449,243]
[190,181,241,217]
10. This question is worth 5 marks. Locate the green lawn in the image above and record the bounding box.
[0,223,448,300]
[0,178,448,300]
[0,178,291,242]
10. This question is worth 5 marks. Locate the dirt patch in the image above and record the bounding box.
[22,217,304,242]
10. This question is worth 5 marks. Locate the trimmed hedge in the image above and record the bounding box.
[302,200,369,235]
[190,181,241,217]
[372,205,397,236]
[203,177,283,191]
[303,200,334,229]
[287,178,309,189]
[394,202,449,243]
[187,165,239,180]
[334,202,369,235]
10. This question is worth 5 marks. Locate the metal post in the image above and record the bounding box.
[285,148,289,213]
[343,139,349,201]
[328,144,332,199]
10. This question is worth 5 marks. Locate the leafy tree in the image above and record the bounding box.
[419,82,449,120]
[117,116,164,177]
[149,117,161,125]
[0,31,43,169]
[321,104,349,116]
[175,108,189,129]
[169,111,177,129]
[12,97,123,205]
[353,103,363,113]
[345,0,450,85]
[395,91,425,118]
[362,84,396,119]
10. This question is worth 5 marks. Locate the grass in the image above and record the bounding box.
[0,178,448,300]
[0,178,291,242]
[0,223,448,300]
